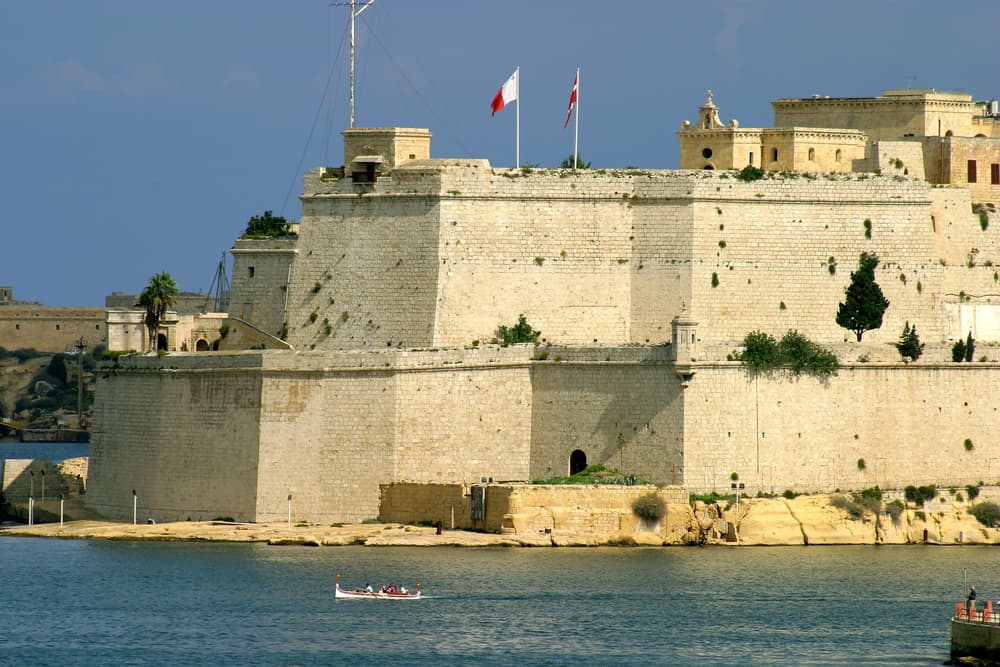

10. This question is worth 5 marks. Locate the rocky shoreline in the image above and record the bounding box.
[4,492,999,547]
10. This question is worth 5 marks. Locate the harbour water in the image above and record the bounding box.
[0,537,986,666]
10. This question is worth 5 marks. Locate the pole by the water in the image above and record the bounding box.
[75,337,87,427]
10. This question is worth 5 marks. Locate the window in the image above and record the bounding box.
[704,116,711,129]
[248,266,255,278]
[771,148,778,162]
[835,149,842,163]
[702,147,713,159]
[808,147,815,161]
[55,324,60,330]
[96,324,100,330]
[15,324,19,330]
[992,163,999,185]
[968,160,977,183]
[749,152,754,165]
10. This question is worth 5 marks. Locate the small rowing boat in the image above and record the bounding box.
[335,574,421,600]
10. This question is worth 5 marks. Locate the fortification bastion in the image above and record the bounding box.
[88,98,1000,524]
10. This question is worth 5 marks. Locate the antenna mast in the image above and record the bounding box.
[331,0,375,128]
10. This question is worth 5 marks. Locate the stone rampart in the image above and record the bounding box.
[87,345,1000,524]
[0,306,105,353]
[267,166,1000,358]
[682,362,1000,494]
[379,482,688,538]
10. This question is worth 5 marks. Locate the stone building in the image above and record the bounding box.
[87,89,1000,525]
[678,89,1000,203]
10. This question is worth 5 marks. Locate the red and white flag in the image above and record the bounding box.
[563,71,578,128]
[490,70,518,116]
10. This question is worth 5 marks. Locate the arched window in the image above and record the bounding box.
[195,339,210,351]
[808,147,815,161]
[704,115,711,129]
[156,333,168,351]
[569,449,587,475]
[703,164,714,170]
[835,149,842,163]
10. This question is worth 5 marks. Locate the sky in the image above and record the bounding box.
[2,1,998,306]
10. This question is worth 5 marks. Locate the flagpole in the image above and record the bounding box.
[573,67,580,170]
[515,66,520,168]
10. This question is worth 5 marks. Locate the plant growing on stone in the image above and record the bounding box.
[736,165,765,182]
[631,493,666,523]
[836,252,889,342]
[884,499,904,524]
[967,483,981,501]
[965,332,975,362]
[894,321,924,361]
[971,502,1000,527]
[493,314,540,346]
[560,155,591,169]
[241,210,294,239]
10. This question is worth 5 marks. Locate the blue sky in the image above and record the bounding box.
[2,0,998,306]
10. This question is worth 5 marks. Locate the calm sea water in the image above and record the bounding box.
[0,538,986,666]
[0,441,89,469]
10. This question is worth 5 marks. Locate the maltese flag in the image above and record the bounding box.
[490,70,518,116]
[563,70,578,128]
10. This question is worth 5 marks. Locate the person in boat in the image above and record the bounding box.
[380,585,387,594]
[399,585,408,595]
[968,586,977,613]
[364,583,373,594]
[388,583,397,594]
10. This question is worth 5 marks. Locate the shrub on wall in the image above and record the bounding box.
[904,484,937,506]
[737,330,838,379]
[736,165,765,182]
[632,493,666,523]
[493,314,540,346]
[971,502,1000,527]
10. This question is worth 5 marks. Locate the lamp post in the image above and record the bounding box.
[287,494,292,531]
[60,494,64,527]
[41,469,45,502]
[132,489,137,525]
[28,471,34,526]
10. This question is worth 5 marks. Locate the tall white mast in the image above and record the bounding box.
[332,0,375,128]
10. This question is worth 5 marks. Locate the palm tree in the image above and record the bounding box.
[138,272,178,352]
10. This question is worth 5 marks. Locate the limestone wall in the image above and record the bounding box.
[87,353,265,522]
[286,190,441,349]
[380,482,687,536]
[229,238,297,340]
[685,174,944,353]
[682,363,1000,495]
[0,307,105,353]
[529,358,684,485]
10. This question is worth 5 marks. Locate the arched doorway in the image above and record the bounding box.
[569,449,587,475]
[156,333,168,351]
[195,338,210,351]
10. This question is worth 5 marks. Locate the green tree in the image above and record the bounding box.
[560,155,591,169]
[242,210,292,238]
[138,272,178,352]
[836,252,890,341]
[894,321,924,361]
[965,331,975,362]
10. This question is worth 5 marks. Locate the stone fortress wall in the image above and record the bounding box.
[87,343,1000,523]
[86,91,1000,524]
[269,160,999,358]
[0,305,106,353]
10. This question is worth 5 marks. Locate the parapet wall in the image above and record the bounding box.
[0,306,105,353]
[87,346,1000,524]
[276,166,1000,357]
[682,362,1000,494]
